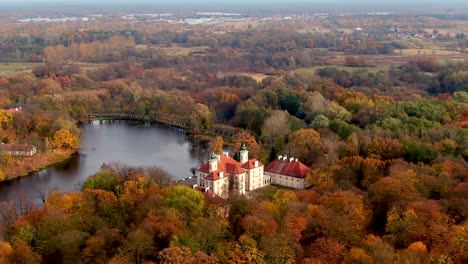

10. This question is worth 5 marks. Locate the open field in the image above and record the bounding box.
[423,28,468,35]
[161,45,210,56]
[76,62,109,71]
[0,62,42,72]
[237,72,270,82]
[296,64,390,74]
[0,62,113,77]
[396,48,460,56]
[422,20,468,35]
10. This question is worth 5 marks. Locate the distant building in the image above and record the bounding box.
[5,107,23,113]
[195,143,312,198]
[265,155,311,189]
[0,143,37,156]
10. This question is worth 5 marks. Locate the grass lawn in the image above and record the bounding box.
[249,184,293,201]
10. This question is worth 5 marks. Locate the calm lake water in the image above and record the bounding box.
[0,121,209,204]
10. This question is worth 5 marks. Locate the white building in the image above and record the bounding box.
[264,155,312,189]
[0,143,37,156]
[195,143,270,198]
[195,144,312,198]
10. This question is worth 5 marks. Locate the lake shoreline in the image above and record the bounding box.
[0,149,77,183]
[0,120,191,184]
[0,120,213,184]
[0,121,211,203]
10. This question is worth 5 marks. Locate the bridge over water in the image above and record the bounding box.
[89,113,189,129]
[89,113,247,137]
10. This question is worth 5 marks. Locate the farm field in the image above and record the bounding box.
[0,62,42,76]
[396,48,460,56]
[296,64,390,74]
[161,45,210,56]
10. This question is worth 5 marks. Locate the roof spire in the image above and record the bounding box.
[240,142,247,151]
[210,152,217,160]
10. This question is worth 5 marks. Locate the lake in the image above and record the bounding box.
[0,121,210,204]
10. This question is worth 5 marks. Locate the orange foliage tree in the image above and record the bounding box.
[232,131,260,159]
[287,128,323,165]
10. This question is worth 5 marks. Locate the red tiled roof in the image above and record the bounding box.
[194,186,205,192]
[199,163,209,172]
[194,186,223,200]
[264,159,311,178]
[242,159,264,169]
[198,155,244,175]
[0,143,35,152]
[204,171,229,181]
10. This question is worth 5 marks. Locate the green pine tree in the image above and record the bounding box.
[268,146,277,162]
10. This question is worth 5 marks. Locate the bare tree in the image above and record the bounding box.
[144,166,174,187]
[261,110,290,145]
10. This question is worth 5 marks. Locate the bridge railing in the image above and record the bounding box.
[89,113,189,128]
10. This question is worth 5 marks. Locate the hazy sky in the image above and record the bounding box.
[1,0,466,4]
[0,0,467,10]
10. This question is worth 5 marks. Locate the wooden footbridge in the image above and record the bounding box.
[89,113,189,129]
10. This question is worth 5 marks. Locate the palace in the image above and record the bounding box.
[195,143,311,198]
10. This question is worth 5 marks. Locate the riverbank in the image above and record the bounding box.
[0,150,77,182]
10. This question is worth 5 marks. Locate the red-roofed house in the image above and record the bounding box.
[195,143,270,198]
[5,107,23,114]
[264,155,312,189]
[0,143,37,156]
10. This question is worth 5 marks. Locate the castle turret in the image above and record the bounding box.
[240,142,248,164]
[209,152,218,172]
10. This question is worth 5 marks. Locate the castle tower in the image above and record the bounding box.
[209,152,218,173]
[240,142,248,164]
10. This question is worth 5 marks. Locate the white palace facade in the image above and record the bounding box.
[195,143,311,198]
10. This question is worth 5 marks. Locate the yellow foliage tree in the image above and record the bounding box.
[0,110,13,130]
[52,128,79,150]
[308,169,335,190]
[0,241,13,263]
[0,170,6,181]
[188,103,212,131]
[0,152,12,167]
[344,248,373,264]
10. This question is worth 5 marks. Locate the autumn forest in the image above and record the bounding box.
[0,2,467,264]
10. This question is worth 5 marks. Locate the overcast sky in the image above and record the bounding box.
[0,0,466,11]
[1,0,466,4]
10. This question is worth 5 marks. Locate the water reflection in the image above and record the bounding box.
[0,121,209,204]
